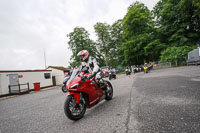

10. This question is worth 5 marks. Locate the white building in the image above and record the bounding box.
[0,70,53,96]
[47,66,70,86]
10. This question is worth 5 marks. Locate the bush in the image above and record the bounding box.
[160,46,195,66]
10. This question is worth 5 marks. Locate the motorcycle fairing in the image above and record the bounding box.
[66,67,104,107]
[80,81,104,106]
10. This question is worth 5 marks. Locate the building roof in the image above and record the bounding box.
[48,66,70,72]
[0,70,52,73]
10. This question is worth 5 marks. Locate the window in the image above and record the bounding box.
[44,73,51,79]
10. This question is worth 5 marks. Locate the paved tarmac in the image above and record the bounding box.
[0,66,199,133]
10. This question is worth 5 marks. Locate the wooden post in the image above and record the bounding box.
[18,84,21,93]
[27,83,30,92]
[8,85,11,94]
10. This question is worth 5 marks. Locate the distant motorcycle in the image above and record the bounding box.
[125,69,131,75]
[144,66,148,73]
[133,67,137,73]
[108,69,116,80]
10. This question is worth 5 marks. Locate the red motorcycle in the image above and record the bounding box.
[63,67,113,121]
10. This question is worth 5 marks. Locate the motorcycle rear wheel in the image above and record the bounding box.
[64,95,86,121]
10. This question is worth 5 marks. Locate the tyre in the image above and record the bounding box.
[61,85,68,93]
[104,81,113,100]
[109,75,111,80]
[64,95,86,121]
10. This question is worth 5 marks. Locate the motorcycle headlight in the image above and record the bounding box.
[71,83,79,89]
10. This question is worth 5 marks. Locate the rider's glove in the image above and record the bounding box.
[88,74,94,79]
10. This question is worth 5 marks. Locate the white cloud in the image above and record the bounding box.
[0,0,158,70]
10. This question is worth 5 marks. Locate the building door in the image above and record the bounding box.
[9,74,19,91]
[52,76,56,86]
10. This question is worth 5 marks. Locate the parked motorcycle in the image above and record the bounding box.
[61,76,69,93]
[63,67,113,121]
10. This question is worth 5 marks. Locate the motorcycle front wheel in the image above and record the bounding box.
[64,95,86,121]
[105,81,113,100]
[61,85,68,93]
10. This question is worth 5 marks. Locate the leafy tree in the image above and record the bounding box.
[153,0,200,47]
[67,27,104,68]
[160,46,195,66]
[122,2,157,65]
[94,22,111,66]
[144,39,166,61]
[109,19,124,67]
[94,20,124,68]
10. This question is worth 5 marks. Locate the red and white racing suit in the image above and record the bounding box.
[81,56,103,80]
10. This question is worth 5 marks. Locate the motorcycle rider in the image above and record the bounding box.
[143,63,149,73]
[125,66,131,78]
[108,66,116,80]
[77,50,104,88]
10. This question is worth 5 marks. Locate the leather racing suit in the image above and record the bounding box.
[81,56,103,81]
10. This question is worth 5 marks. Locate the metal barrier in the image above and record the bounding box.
[8,83,30,94]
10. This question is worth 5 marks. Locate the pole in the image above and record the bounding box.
[44,49,47,69]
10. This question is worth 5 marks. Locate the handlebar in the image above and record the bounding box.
[81,74,94,82]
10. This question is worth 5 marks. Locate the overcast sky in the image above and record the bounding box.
[0,0,158,70]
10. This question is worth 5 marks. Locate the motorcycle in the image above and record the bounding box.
[61,76,70,93]
[108,69,116,80]
[63,67,113,121]
[144,66,148,73]
[126,69,131,75]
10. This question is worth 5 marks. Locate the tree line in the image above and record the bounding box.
[67,0,200,68]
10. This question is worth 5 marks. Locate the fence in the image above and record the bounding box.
[8,83,30,94]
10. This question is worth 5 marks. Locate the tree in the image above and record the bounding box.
[144,39,166,61]
[122,2,156,65]
[153,0,200,47]
[94,22,111,66]
[109,19,124,67]
[94,20,124,68]
[67,27,104,68]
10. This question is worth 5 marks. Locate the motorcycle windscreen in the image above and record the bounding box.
[68,67,81,82]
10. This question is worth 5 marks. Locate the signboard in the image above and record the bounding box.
[18,75,23,78]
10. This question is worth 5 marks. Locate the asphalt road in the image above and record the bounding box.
[0,66,200,133]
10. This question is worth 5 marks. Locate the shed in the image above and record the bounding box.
[0,70,53,96]
[47,66,70,85]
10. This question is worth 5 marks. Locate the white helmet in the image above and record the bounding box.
[77,50,89,62]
